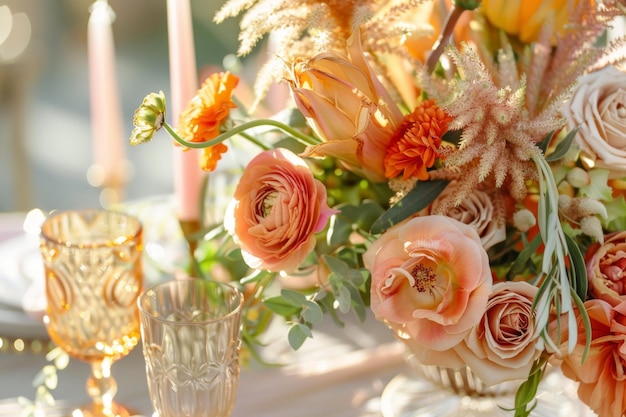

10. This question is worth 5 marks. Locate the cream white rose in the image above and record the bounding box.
[429,183,506,250]
[562,66,626,177]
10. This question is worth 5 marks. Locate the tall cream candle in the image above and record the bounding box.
[87,0,124,191]
[166,0,202,221]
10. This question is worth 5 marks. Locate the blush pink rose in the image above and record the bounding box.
[561,66,626,177]
[559,299,626,417]
[225,148,337,273]
[453,281,541,385]
[363,215,493,352]
[586,231,626,307]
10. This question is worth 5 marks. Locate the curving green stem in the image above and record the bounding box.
[163,118,321,150]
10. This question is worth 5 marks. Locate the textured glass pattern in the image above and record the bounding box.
[381,325,584,417]
[39,209,143,416]
[138,279,243,417]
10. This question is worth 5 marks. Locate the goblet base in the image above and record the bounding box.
[71,401,135,417]
[380,367,590,417]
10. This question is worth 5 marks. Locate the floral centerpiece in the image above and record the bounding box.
[130,1,626,416]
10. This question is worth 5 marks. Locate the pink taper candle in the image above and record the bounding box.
[166,0,202,221]
[88,0,125,190]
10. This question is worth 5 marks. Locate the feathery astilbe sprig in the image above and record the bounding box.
[424,44,550,207]
[215,0,377,57]
[214,0,433,109]
[361,0,430,53]
[589,36,626,71]
[528,0,623,116]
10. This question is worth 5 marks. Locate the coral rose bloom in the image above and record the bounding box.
[364,215,492,351]
[560,299,626,417]
[586,231,626,307]
[454,281,540,386]
[225,148,336,273]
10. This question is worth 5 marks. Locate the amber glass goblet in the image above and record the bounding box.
[39,209,143,417]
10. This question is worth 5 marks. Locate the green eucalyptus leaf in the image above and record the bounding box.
[32,369,47,388]
[288,323,312,350]
[506,233,542,281]
[511,357,546,417]
[545,127,578,162]
[280,289,308,306]
[317,294,347,327]
[240,269,272,285]
[571,289,591,361]
[35,385,55,405]
[302,300,324,323]
[354,201,387,230]
[565,233,587,299]
[336,284,352,313]
[536,131,555,155]
[44,371,58,390]
[323,254,351,277]
[264,296,301,317]
[370,180,448,234]
[327,213,354,247]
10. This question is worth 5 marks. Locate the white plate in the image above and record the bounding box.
[0,233,42,310]
[0,233,48,339]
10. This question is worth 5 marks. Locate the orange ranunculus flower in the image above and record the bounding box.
[585,231,626,307]
[288,31,404,183]
[224,148,338,274]
[364,215,492,352]
[480,0,589,44]
[199,142,228,172]
[384,99,451,181]
[177,72,239,172]
[559,299,626,417]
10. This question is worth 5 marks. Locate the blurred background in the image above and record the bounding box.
[1,1,623,215]
[0,0,257,213]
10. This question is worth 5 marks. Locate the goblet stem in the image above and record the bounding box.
[83,357,129,417]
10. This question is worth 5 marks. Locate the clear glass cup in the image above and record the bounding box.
[39,209,143,417]
[138,278,244,417]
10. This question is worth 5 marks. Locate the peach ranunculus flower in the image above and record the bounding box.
[585,231,626,307]
[224,148,337,273]
[453,281,541,386]
[383,99,451,181]
[429,182,506,251]
[561,66,626,178]
[363,215,493,352]
[559,299,626,417]
[480,0,590,44]
[177,72,239,172]
[287,31,404,183]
